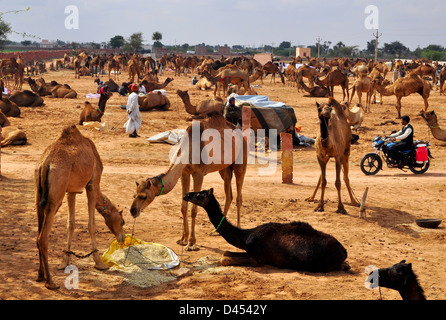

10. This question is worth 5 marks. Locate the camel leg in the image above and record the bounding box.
[219,167,234,218]
[58,192,76,270]
[314,158,329,212]
[177,172,191,247]
[221,251,261,267]
[234,164,246,228]
[86,188,109,270]
[342,155,360,207]
[36,201,63,290]
[395,96,402,119]
[306,174,321,202]
[334,158,347,214]
[186,173,204,251]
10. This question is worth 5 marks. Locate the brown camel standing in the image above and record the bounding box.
[262,61,285,85]
[349,76,372,112]
[439,68,446,95]
[420,110,446,142]
[315,70,350,102]
[372,72,430,118]
[130,113,247,251]
[296,65,330,92]
[306,98,359,214]
[34,125,125,289]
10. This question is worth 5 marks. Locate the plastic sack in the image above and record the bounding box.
[101,235,179,270]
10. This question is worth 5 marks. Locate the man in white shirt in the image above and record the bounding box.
[388,115,413,162]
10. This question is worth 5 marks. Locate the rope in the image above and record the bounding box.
[63,249,98,259]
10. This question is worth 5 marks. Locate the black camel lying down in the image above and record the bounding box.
[183,188,350,273]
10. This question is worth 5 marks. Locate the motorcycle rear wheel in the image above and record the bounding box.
[360,153,382,175]
[409,159,430,174]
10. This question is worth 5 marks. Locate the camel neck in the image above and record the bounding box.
[202,194,248,251]
[319,117,330,143]
[95,194,115,216]
[399,279,426,300]
[98,94,109,112]
[157,161,186,195]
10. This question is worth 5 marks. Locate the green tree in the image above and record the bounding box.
[110,35,125,49]
[279,41,291,49]
[0,17,11,50]
[152,31,163,48]
[125,32,143,52]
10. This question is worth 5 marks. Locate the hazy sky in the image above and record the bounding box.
[2,0,446,51]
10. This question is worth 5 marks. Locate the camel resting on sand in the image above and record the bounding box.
[420,110,446,142]
[35,125,125,289]
[138,91,171,111]
[8,90,44,107]
[176,89,224,119]
[184,188,350,272]
[48,84,78,98]
[79,92,112,125]
[298,79,329,97]
[367,260,426,300]
[1,126,27,147]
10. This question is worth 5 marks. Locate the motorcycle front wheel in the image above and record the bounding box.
[409,159,430,174]
[360,153,382,175]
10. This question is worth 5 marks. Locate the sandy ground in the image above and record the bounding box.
[0,64,445,302]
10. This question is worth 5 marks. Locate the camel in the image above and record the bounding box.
[1,126,27,147]
[315,70,349,102]
[128,58,142,83]
[367,260,425,300]
[349,76,372,112]
[0,57,24,89]
[262,61,285,85]
[176,89,224,118]
[0,81,21,117]
[306,98,360,214]
[183,188,350,272]
[298,79,329,97]
[420,110,446,142]
[130,112,247,251]
[248,69,264,84]
[195,76,213,90]
[8,90,44,107]
[439,68,446,95]
[296,65,330,92]
[412,64,437,84]
[34,125,125,289]
[73,57,81,79]
[202,69,250,98]
[107,56,121,80]
[79,91,112,125]
[0,110,10,127]
[140,77,174,93]
[48,84,77,99]
[138,91,171,111]
[372,72,430,118]
[340,102,364,132]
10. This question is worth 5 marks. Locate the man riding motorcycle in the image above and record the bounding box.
[386,115,413,165]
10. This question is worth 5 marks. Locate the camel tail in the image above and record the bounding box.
[37,163,50,208]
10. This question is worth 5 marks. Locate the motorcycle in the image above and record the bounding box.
[360,130,433,175]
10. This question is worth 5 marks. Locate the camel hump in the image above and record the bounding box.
[60,124,82,140]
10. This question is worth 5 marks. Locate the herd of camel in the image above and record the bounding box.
[1,51,442,299]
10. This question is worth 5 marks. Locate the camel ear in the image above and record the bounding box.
[400,260,406,264]
[208,188,214,195]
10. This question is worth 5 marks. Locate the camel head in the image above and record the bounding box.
[316,101,332,120]
[97,197,125,243]
[419,110,436,124]
[130,176,164,218]
[183,188,214,207]
[372,260,421,294]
